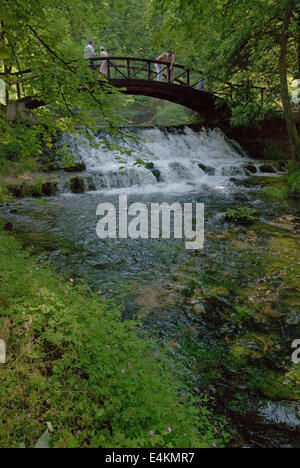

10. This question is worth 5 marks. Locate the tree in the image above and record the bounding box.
[279,0,300,160]
[0,0,125,159]
[150,0,300,160]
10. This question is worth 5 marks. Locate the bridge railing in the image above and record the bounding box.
[2,56,267,107]
[90,56,205,89]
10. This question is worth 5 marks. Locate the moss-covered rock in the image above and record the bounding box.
[260,164,276,174]
[7,179,57,198]
[238,175,288,189]
[198,163,216,176]
[41,182,57,196]
[151,169,161,182]
[63,162,86,173]
[70,176,85,194]
[245,165,257,174]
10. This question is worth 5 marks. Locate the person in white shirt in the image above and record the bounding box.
[100,46,109,76]
[84,41,96,59]
[84,40,96,70]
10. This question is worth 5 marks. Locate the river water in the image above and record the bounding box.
[1,127,299,447]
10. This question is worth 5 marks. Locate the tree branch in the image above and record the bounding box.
[27,25,76,73]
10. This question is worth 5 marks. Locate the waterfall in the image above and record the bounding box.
[57,127,285,195]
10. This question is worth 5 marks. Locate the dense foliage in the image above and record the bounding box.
[150,0,300,159]
[0,0,127,160]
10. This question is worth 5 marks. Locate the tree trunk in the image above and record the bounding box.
[279,0,300,160]
[298,15,300,74]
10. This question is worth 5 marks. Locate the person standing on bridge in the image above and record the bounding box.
[155,51,175,83]
[84,40,96,70]
[100,46,109,77]
[84,40,96,59]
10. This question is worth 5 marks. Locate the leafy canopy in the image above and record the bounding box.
[149,0,300,126]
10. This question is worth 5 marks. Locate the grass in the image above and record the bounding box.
[0,158,38,177]
[263,167,300,202]
[0,231,222,449]
[0,183,11,206]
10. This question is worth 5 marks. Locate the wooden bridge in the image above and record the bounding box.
[4,56,266,121]
[91,56,216,114]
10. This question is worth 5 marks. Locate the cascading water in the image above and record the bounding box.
[58,127,283,195]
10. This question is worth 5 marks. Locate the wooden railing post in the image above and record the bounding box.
[261,88,264,107]
[107,60,111,80]
[187,68,190,87]
[167,66,171,83]
[127,59,130,79]
[148,61,151,80]
[16,82,21,100]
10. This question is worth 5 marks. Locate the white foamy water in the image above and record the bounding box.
[57,127,279,195]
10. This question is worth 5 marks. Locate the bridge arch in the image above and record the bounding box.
[92,56,217,114]
[6,56,252,123]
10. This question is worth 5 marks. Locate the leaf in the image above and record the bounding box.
[0,46,9,60]
[46,421,54,433]
[35,430,51,449]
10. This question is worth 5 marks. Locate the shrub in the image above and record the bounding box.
[264,187,288,202]
[0,183,11,205]
[263,141,285,161]
[0,233,221,448]
[287,169,300,200]
[225,207,258,225]
[22,178,46,197]
[154,102,190,127]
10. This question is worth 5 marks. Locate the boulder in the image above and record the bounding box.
[198,163,216,176]
[42,182,57,196]
[245,165,257,174]
[151,169,161,182]
[260,165,276,174]
[70,177,85,194]
[63,162,86,173]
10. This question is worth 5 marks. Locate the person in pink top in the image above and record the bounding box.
[100,46,109,76]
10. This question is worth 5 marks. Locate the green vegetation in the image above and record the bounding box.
[0,0,126,167]
[288,168,300,199]
[264,166,300,201]
[225,207,258,225]
[5,178,57,198]
[1,0,300,160]
[154,102,191,127]
[263,141,285,161]
[0,182,11,205]
[0,231,223,448]
[151,0,300,160]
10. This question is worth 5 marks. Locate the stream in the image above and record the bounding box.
[1,127,300,448]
